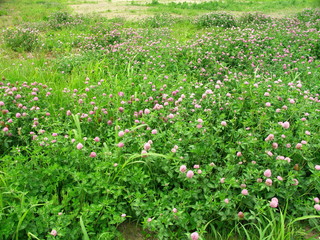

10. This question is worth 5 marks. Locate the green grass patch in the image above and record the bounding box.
[145,0,318,16]
[0,0,70,28]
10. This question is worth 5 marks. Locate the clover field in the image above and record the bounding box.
[1,1,320,239]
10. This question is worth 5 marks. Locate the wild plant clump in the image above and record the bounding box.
[239,12,272,26]
[195,12,237,28]
[3,27,40,52]
[295,8,320,23]
[142,13,176,28]
[48,11,84,30]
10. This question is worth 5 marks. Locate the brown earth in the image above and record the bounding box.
[69,0,303,20]
[69,0,153,20]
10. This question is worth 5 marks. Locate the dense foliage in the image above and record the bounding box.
[1,8,320,240]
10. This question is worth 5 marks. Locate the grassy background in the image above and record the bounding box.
[1,0,319,29]
[0,0,320,239]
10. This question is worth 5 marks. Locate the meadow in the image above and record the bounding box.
[1,0,320,239]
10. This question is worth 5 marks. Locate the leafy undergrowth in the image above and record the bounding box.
[0,8,320,240]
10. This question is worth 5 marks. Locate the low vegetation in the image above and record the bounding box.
[0,0,320,239]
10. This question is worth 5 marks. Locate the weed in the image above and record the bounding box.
[3,27,40,52]
[142,13,176,28]
[195,12,237,28]
[0,9,8,16]
[239,12,272,26]
[48,11,84,30]
[295,8,320,22]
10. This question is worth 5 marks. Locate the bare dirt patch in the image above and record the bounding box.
[69,0,152,19]
[118,222,157,240]
[69,0,308,21]
[69,0,216,19]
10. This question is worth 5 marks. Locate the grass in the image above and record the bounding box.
[144,0,319,17]
[0,0,320,239]
[0,0,70,28]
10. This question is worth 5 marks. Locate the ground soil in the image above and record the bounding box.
[68,0,304,20]
[69,0,152,20]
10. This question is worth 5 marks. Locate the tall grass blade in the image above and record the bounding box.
[27,232,40,240]
[80,216,90,240]
[14,204,45,240]
[72,114,82,140]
